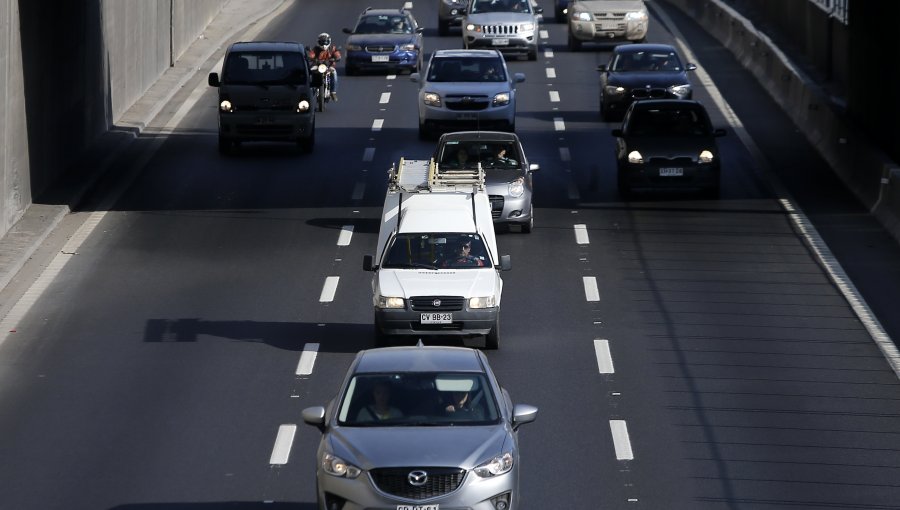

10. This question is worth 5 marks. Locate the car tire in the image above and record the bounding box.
[568,31,582,52]
[600,103,611,121]
[485,317,500,350]
[556,9,566,22]
[521,216,533,234]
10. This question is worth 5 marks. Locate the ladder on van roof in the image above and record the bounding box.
[388,158,485,193]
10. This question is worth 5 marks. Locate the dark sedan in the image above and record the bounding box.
[342,7,423,75]
[612,99,726,196]
[597,43,697,121]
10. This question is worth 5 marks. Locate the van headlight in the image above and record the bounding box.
[509,177,525,197]
[424,92,442,107]
[493,92,510,106]
[297,100,310,112]
[469,296,496,309]
[627,150,644,164]
[474,452,513,477]
[376,296,406,309]
[219,100,233,112]
[322,452,361,479]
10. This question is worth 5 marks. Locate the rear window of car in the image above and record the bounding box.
[427,57,506,82]
[224,51,307,85]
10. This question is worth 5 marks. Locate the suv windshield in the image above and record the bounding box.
[427,57,506,82]
[354,14,413,34]
[383,233,490,269]
[224,51,307,85]
[470,0,531,14]
[337,373,500,426]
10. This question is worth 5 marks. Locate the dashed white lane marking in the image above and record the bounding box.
[583,276,600,302]
[320,276,339,302]
[296,342,320,376]
[559,147,571,161]
[567,179,580,201]
[553,117,565,131]
[574,224,590,245]
[386,74,396,80]
[269,424,297,465]
[379,92,391,104]
[337,225,354,246]
[362,147,375,161]
[549,91,560,102]
[539,29,549,39]
[594,339,615,374]
[545,67,556,79]
[0,211,107,347]
[372,119,384,131]
[610,420,634,460]
[544,48,554,58]
[351,181,365,201]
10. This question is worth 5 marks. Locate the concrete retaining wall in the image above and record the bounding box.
[660,0,900,244]
[0,0,225,239]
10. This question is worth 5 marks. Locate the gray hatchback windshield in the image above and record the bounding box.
[427,57,506,82]
[224,51,308,85]
[337,373,500,426]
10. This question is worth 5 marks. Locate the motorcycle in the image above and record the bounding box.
[309,61,336,112]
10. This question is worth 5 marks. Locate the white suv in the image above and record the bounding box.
[462,0,542,60]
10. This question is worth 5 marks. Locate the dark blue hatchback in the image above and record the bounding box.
[342,7,424,75]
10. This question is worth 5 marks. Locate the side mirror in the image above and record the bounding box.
[596,64,607,72]
[528,163,539,173]
[513,72,525,84]
[208,72,220,87]
[410,72,420,83]
[499,254,511,271]
[611,128,623,137]
[714,128,727,137]
[415,27,425,34]
[534,6,544,14]
[302,406,327,433]
[686,63,698,71]
[342,27,352,34]
[512,404,538,430]
[363,255,375,271]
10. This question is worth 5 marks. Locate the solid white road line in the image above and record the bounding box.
[362,147,375,162]
[372,119,384,131]
[594,339,615,374]
[574,224,590,245]
[583,276,600,302]
[379,92,391,104]
[351,182,365,201]
[269,424,297,465]
[609,420,634,460]
[546,67,556,79]
[320,276,339,302]
[559,147,570,162]
[296,342,320,376]
[553,117,565,131]
[549,91,560,102]
[337,225,354,246]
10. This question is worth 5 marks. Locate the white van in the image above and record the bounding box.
[363,159,510,349]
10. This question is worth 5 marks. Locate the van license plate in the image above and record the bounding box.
[371,55,390,62]
[492,38,509,46]
[659,167,684,176]
[421,313,452,324]
[397,505,438,510]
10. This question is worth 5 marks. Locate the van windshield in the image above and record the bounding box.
[224,51,307,85]
[383,233,490,269]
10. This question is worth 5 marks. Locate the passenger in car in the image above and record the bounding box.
[356,380,403,421]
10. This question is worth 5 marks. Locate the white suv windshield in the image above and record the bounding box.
[427,57,506,82]
[470,0,531,14]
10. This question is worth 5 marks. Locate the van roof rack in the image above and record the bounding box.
[388,158,485,193]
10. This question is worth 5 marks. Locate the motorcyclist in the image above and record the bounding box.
[307,32,342,101]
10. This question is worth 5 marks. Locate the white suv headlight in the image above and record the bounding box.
[424,92,442,107]
[508,177,525,198]
[297,100,310,112]
[520,22,535,31]
[474,452,513,477]
[469,296,496,309]
[322,452,361,478]
[573,11,592,21]
[493,92,510,106]
[625,11,649,23]
[376,296,406,309]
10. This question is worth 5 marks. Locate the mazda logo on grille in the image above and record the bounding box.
[408,470,428,486]
[432,299,442,307]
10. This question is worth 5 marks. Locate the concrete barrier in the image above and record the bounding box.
[0,0,30,235]
[660,0,900,244]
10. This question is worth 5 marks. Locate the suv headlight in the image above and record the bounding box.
[219,100,233,112]
[474,452,513,477]
[424,92,442,107]
[604,85,626,96]
[376,296,406,309]
[508,177,525,198]
[519,22,535,31]
[627,150,644,164]
[699,150,715,163]
[573,11,592,21]
[625,11,649,23]
[469,296,496,309]
[466,23,481,32]
[322,452,361,478]
[668,84,691,98]
[493,92,510,106]
[345,43,362,51]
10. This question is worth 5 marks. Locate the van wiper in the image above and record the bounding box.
[385,262,438,270]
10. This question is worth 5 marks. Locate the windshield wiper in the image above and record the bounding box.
[384,262,438,270]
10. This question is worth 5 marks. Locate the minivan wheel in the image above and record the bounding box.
[485,318,500,350]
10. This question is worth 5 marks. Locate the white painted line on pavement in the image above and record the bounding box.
[545,67,556,79]
[296,342,321,376]
[379,92,391,104]
[553,117,565,131]
[351,182,365,201]
[269,424,297,465]
[320,276,339,302]
[574,224,590,245]
[559,147,570,161]
[610,420,634,460]
[549,91,560,102]
[567,179,580,201]
[337,225,354,246]
[386,74,397,80]
[372,119,384,132]
[363,147,375,162]
[594,339,614,374]
[583,277,600,302]
[539,30,549,39]
[544,48,554,58]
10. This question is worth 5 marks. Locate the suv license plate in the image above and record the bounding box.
[659,167,684,176]
[371,55,390,62]
[397,505,439,510]
[421,313,452,324]
[492,38,509,46]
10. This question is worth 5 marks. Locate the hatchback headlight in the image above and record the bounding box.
[469,296,496,309]
[493,92,510,106]
[322,452,361,479]
[508,177,525,198]
[401,43,416,51]
[474,452,513,477]
[345,44,362,51]
[297,100,310,112]
[573,11,592,21]
[219,100,233,112]
[604,85,626,96]
[668,84,691,98]
[376,296,405,309]
[424,92,442,107]
[627,150,644,164]
[699,150,715,163]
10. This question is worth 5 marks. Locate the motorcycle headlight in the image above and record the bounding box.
[376,296,406,309]
[520,22,534,31]
[297,100,310,112]
[625,11,649,23]
[474,452,513,477]
[573,11,592,21]
[508,177,525,198]
[668,84,691,98]
[627,150,644,164]
[401,43,416,51]
[219,100,233,112]
[322,452,361,479]
[317,64,328,74]
[493,92,510,106]
[424,92,442,107]
[345,43,362,51]
[469,296,496,309]
[604,85,626,96]
[699,150,715,163]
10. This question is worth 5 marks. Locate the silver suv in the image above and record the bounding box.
[411,49,524,139]
[463,0,542,60]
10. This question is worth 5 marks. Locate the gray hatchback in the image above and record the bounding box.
[303,344,538,510]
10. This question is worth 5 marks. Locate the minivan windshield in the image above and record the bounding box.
[224,51,307,85]
[383,233,490,269]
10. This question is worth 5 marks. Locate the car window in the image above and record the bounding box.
[470,0,531,14]
[440,141,520,169]
[611,50,683,72]
[337,372,500,426]
[628,107,711,136]
[382,233,490,269]
[427,57,506,82]
[224,51,307,85]
[355,14,412,34]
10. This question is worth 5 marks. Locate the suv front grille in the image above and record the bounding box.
[489,195,504,218]
[482,24,519,35]
[410,296,465,311]
[370,467,466,500]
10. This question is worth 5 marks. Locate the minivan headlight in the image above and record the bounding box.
[376,296,406,309]
[474,452,513,477]
[508,177,525,197]
[493,92,510,106]
[469,296,496,309]
[219,100,233,112]
[322,452,361,479]
[424,92,442,107]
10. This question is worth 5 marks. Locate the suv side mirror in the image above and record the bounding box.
[363,255,375,271]
[596,64,607,72]
[208,72,220,87]
[534,6,543,14]
[499,254,511,271]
